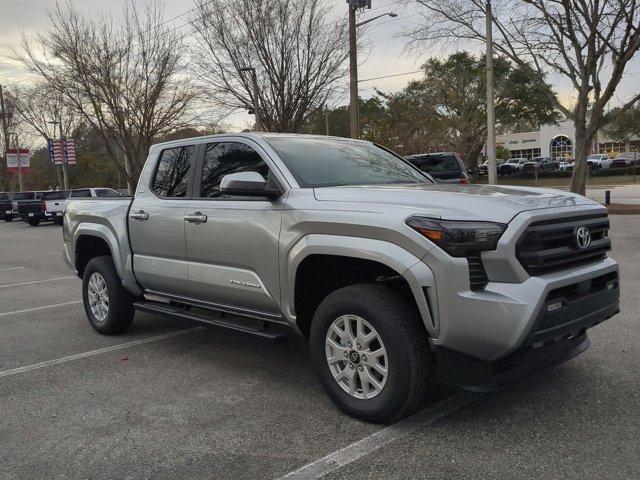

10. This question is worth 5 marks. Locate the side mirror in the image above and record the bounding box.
[220,171,281,199]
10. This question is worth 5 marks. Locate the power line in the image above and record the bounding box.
[359,69,423,83]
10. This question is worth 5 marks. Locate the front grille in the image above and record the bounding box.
[517,214,610,275]
[467,256,489,291]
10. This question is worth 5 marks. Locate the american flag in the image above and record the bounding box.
[47,139,77,165]
[64,139,76,165]
[48,139,65,165]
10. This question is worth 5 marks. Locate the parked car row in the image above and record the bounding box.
[478,152,640,176]
[1,188,121,225]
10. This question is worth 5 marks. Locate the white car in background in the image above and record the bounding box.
[556,157,573,171]
[587,154,611,169]
[63,188,121,211]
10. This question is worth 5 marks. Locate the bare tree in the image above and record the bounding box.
[191,0,349,133]
[15,0,197,183]
[403,0,640,194]
[10,82,86,188]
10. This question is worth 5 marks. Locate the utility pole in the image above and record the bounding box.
[325,109,330,136]
[485,0,498,184]
[0,85,11,188]
[238,67,261,132]
[348,3,359,139]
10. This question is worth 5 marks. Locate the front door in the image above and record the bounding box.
[184,140,286,318]
[128,144,197,297]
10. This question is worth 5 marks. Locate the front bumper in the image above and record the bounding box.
[434,268,619,390]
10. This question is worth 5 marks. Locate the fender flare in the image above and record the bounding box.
[73,224,143,297]
[283,234,439,337]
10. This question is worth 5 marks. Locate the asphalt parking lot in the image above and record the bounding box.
[1,218,639,480]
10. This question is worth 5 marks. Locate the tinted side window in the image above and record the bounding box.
[43,191,67,200]
[70,189,91,198]
[199,142,269,198]
[152,146,196,198]
[96,189,119,197]
[412,155,460,172]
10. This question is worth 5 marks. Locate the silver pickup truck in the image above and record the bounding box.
[63,133,620,423]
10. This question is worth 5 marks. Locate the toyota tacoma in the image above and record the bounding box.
[63,134,620,423]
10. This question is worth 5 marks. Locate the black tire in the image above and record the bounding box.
[53,217,63,226]
[3,215,12,222]
[82,255,135,335]
[27,218,40,226]
[310,284,433,423]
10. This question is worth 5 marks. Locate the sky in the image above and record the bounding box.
[1,0,639,131]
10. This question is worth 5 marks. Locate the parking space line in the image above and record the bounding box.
[0,276,76,289]
[0,327,203,379]
[0,300,82,318]
[276,391,482,480]
[0,267,26,272]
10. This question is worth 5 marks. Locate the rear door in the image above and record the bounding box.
[128,143,198,297]
[184,139,286,317]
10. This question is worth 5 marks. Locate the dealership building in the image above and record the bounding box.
[495,119,640,160]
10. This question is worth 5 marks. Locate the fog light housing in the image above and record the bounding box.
[546,300,564,312]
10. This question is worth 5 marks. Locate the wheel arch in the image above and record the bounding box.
[72,224,143,297]
[284,235,437,338]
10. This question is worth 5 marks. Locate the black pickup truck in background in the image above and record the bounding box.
[1,192,14,222]
[12,192,48,223]
[18,190,69,226]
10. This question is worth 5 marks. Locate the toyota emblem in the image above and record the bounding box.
[575,226,591,249]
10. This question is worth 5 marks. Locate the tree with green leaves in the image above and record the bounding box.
[605,106,640,145]
[404,0,640,194]
[396,52,558,169]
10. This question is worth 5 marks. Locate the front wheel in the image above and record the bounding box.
[82,256,135,335]
[310,284,433,423]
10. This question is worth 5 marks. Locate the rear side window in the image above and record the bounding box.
[410,155,461,173]
[43,191,68,200]
[14,192,34,200]
[70,189,91,198]
[96,189,119,197]
[199,142,269,198]
[152,146,196,198]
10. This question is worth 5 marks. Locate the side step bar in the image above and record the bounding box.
[134,300,288,341]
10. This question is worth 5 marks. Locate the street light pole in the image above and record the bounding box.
[348,2,396,139]
[486,0,498,184]
[238,67,261,132]
[48,120,64,189]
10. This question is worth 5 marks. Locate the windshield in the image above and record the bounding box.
[587,155,602,160]
[14,192,34,200]
[266,137,431,188]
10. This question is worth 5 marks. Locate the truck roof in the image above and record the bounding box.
[149,132,373,153]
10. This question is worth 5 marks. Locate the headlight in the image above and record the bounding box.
[406,217,506,257]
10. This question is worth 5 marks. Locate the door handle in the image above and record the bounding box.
[184,212,208,224]
[130,210,149,221]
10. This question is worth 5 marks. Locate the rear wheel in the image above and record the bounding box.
[82,256,135,335]
[27,218,40,226]
[3,215,12,222]
[310,284,433,423]
[53,217,63,226]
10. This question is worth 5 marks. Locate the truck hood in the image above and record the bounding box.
[313,183,597,223]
